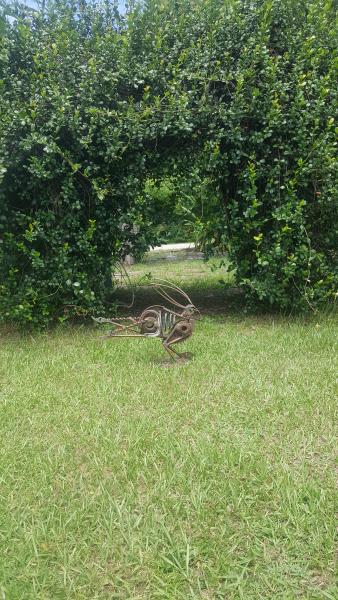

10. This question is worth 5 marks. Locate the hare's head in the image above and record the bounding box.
[182,304,201,320]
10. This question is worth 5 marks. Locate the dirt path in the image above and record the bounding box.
[150,242,195,252]
[147,243,204,262]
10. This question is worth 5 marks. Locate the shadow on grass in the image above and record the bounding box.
[113,253,248,319]
[115,280,245,318]
[115,255,338,324]
[2,254,336,339]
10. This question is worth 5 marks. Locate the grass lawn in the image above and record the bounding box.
[0,256,337,599]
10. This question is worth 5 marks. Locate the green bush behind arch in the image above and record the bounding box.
[0,0,337,326]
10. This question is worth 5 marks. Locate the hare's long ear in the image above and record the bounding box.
[152,278,193,305]
[149,283,186,309]
[150,281,191,308]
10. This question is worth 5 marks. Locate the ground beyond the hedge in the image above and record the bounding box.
[0,257,337,599]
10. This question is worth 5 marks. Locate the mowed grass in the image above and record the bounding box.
[0,257,337,599]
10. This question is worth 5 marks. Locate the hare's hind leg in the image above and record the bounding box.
[162,320,193,361]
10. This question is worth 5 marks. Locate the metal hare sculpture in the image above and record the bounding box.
[93,279,200,361]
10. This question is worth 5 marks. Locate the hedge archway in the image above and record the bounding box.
[0,0,337,326]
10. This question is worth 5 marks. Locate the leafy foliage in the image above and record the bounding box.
[143,172,214,244]
[0,0,337,325]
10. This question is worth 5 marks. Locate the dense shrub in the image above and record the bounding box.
[0,0,157,326]
[0,0,337,326]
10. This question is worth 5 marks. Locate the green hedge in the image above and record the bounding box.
[0,0,337,326]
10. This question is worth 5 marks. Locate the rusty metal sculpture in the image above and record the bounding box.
[93,279,200,362]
